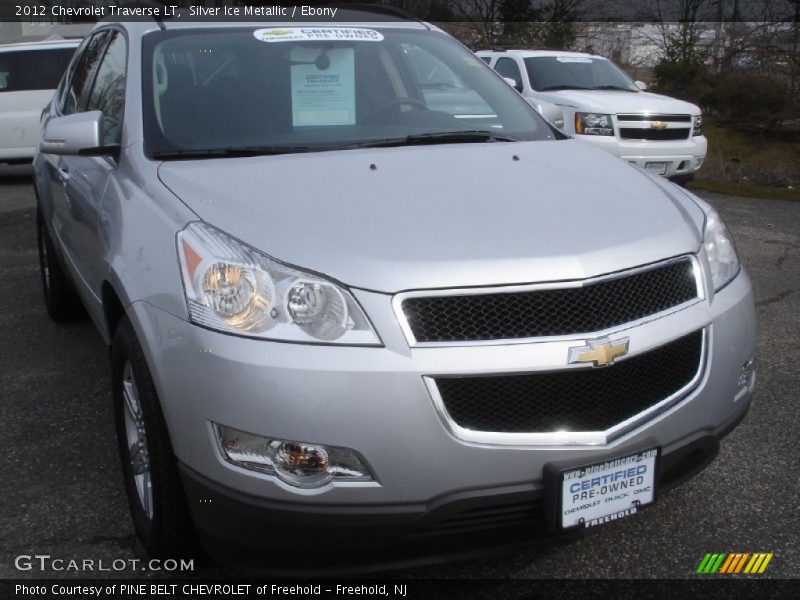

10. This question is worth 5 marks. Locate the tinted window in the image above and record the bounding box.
[62,32,109,115]
[0,48,75,92]
[88,33,127,145]
[479,56,491,64]
[143,28,554,156]
[494,57,522,86]
[524,57,638,92]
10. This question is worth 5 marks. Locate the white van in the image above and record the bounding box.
[0,38,79,164]
[477,50,707,184]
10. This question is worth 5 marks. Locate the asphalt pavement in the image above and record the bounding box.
[1,164,797,580]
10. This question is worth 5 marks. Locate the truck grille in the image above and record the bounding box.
[619,128,691,141]
[433,330,703,434]
[400,258,697,344]
[617,114,691,122]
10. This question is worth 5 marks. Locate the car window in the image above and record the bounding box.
[402,43,494,119]
[87,32,127,146]
[143,28,554,156]
[478,56,491,65]
[494,57,523,87]
[62,32,109,115]
[0,47,75,92]
[524,57,638,92]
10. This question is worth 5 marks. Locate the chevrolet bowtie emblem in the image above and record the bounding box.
[650,121,668,130]
[568,337,630,367]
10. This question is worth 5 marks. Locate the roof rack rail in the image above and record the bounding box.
[105,0,173,29]
[328,3,418,21]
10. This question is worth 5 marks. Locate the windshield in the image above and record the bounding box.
[0,47,75,92]
[143,27,555,157]
[524,56,638,92]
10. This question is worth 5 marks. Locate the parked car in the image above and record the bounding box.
[477,50,707,184]
[34,14,754,572]
[0,38,79,164]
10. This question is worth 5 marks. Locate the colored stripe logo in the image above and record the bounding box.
[696,552,773,574]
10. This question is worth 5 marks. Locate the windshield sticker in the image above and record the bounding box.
[291,47,356,127]
[254,28,384,43]
[556,57,593,63]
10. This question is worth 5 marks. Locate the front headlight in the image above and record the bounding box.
[575,112,614,136]
[177,222,381,345]
[703,208,740,290]
[693,114,703,136]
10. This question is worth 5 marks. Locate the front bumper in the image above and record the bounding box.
[128,267,755,566]
[578,134,707,178]
[179,402,748,573]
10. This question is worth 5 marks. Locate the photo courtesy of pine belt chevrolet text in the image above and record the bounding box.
[32,8,756,572]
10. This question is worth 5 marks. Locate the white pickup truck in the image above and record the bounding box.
[477,49,707,184]
[0,38,79,164]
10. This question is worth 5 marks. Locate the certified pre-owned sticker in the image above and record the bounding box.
[254,28,384,43]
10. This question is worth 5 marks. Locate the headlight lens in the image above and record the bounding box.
[703,208,740,290]
[177,222,380,345]
[575,112,614,136]
[693,114,703,136]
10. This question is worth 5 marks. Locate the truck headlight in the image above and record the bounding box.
[575,113,613,136]
[693,114,703,136]
[703,208,740,290]
[177,222,380,345]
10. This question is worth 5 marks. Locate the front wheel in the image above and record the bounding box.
[37,212,85,321]
[111,317,199,558]
[669,173,695,187]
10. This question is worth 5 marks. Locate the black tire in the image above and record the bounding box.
[37,211,85,321]
[111,316,200,558]
[669,173,695,187]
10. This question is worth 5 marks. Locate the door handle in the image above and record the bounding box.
[56,167,70,185]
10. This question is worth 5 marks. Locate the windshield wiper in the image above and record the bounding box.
[592,85,637,91]
[537,85,593,91]
[347,130,526,149]
[153,146,322,160]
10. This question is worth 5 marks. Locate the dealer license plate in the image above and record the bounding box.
[645,161,668,175]
[559,448,658,529]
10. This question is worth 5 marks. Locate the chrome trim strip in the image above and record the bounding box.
[393,255,704,348]
[424,328,708,447]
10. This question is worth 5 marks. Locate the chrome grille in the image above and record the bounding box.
[433,330,704,435]
[620,128,691,141]
[400,258,698,345]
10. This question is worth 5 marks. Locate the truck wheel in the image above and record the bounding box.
[37,212,85,321]
[111,316,199,558]
[670,173,695,187]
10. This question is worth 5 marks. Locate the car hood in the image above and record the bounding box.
[158,140,704,293]
[536,89,700,115]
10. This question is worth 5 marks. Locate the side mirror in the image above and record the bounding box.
[526,98,565,130]
[502,77,523,93]
[635,80,648,91]
[40,111,116,156]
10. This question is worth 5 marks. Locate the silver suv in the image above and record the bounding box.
[33,13,755,572]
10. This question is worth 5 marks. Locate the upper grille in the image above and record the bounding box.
[617,114,691,122]
[401,258,698,344]
[434,330,703,434]
[619,128,691,141]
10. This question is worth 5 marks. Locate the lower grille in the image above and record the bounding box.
[434,330,703,434]
[408,501,545,540]
[620,128,691,141]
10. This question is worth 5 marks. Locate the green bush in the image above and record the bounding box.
[698,74,791,131]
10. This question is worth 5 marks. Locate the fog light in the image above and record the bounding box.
[215,424,373,488]
[738,358,756,390]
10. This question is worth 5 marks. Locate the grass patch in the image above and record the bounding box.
[700,123,799,189]
[688,178,800,201]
